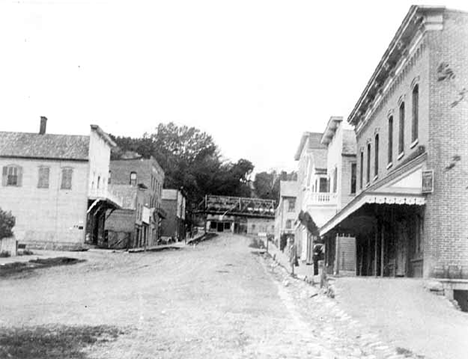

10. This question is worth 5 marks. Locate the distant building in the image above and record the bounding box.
[294,132,334,262]
[320,5,468,297]
[104,156,165,248]
[274,180,298,245]
[161,189,186,241]
[320,116,357,275]
[0,117,119,250]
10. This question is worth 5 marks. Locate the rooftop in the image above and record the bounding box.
[0,132,90,161]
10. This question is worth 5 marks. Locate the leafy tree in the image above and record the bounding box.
[253,170,297,202]
[110,122,255,206]
[0,208,15,239]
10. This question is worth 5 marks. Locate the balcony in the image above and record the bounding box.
[307,192,338,205]
[88,187,124,208]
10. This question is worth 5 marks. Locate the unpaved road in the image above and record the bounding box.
[0,234,460,358]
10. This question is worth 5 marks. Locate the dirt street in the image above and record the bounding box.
[0,234,455,359]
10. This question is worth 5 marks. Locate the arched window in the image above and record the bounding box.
[374,134,379,177]
[399,101,405,155]
[388,115,394,164]
[360,151,364,189]
[412,84,419,143]
[130,171,137,186]
[367,143,371,184]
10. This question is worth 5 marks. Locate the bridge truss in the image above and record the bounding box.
[197,195,276,219]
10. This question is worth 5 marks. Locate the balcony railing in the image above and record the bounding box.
[308,192,337,204]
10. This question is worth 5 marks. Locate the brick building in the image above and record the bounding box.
[0,117,119,250]
[104,156,165,248]
[320,6,468,294]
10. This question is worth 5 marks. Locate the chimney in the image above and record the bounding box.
[39,116,47,135]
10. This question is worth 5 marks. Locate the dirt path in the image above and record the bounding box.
[3,234,460,359]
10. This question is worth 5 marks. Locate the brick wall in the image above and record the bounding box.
[425,10,468,277]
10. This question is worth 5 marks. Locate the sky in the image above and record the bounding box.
[1,0,467,173]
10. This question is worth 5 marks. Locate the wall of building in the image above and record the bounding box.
[425,10,468,278]
[355,37,430,195]
[110,157,164,210]
[88,127,112,195]
[0,158,88,249]
[246,218,275,235]
[105,209,135,249]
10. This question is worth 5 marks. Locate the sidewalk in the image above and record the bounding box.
[263,239,316,282]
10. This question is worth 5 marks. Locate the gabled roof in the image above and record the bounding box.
[294,132,326,160]
[0,132,89,161]
[320,116,343,146]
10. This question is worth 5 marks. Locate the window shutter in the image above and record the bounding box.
[2,166,7,186]
[17,166,23,187]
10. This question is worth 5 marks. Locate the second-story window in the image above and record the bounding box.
[374,134,379,177]
[108,170,112,184]
[360,151,364,189]
[399,101,405,155]
[367,143,371,184]
[2,165,22,187]
[388,116,393,164]
[288,198,296,212]
[38,167,50,188]
[412,84,419,143]
[61,168,73,190]
[285,219,292,229]
[319,178,328,193]
[130,171,137,186]
[350,163,356,194]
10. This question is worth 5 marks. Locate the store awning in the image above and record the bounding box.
[319,192,425,236]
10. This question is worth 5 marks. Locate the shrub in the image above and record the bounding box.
[0,208,15,239]
[0,251,11,258]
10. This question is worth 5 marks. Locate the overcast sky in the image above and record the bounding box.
[1,0,467,173]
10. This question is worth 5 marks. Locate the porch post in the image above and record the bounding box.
[374,225,378,277]
[381,223,385,277]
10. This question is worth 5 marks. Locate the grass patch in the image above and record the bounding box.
[0,257,84,278]
[0,325,124,359]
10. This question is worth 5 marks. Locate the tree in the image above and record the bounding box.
[253,170,297,202]
[0,208,15,239]
[111,122,255,206]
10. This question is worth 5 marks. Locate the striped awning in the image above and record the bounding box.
[319,192,425,236]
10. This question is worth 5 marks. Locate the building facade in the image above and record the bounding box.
[104,156,165,248]
[294,132,335,262]
[274,180,298,248]
[320,6,468,291]
[320,117,358,275]
[161,189,186,241]
[0,117,118,250]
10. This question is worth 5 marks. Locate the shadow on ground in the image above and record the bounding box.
[0,257,85,278]
[0,325,124,359]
